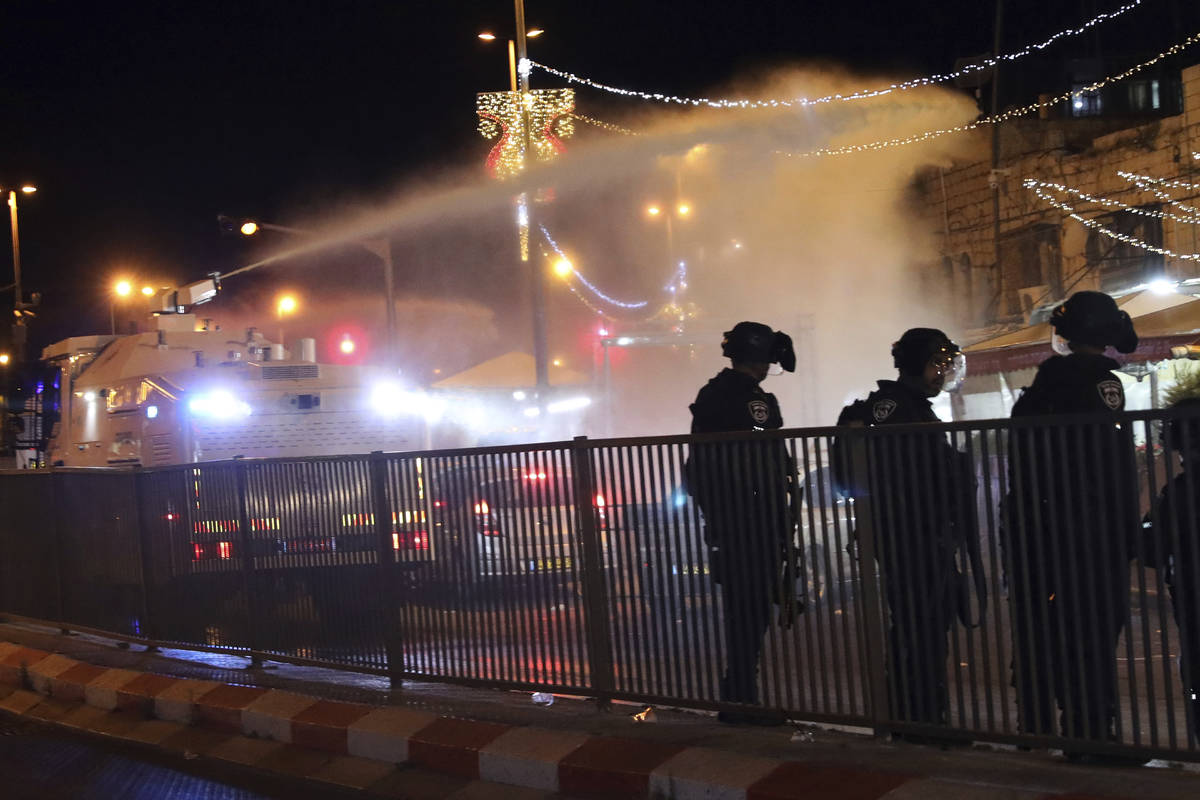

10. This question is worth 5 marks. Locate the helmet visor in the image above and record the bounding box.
[931,350,967,392]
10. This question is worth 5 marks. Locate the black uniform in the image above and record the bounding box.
[687,368,791,705]
[1144,452,1200,737]
[838,380,979,726]
[1004,353,1136,741]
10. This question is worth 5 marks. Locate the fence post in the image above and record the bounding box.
[233,458,263,668]
[50,470,69,635]
[571,436,616,708]
[370,451,404,690]
[130,467,159,651]
[849,430,891,736]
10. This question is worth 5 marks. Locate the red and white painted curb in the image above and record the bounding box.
[0,641,1136,799]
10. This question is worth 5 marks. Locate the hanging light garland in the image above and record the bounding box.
[569,112,638,136]
[1118,171,1200,220]
[777,32,1200,159]
[1024,178,1200,261]
[539,225,650,309]
[529,1,1143,110]
[1023,179,1200,225]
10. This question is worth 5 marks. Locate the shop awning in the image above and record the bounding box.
[431,351,589,389]
[963,291,1200,377]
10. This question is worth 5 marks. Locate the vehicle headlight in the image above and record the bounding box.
[370,384,445,423]
[188,390,252,419]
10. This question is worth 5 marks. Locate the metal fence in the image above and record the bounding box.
[1,408,1199,762]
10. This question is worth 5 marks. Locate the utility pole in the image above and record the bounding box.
[8,189,28,364]
[989,0,1005,323]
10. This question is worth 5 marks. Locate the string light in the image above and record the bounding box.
[778,31,1200,159]
[1024,178,1200,261]
[477,88,576,180]
[664,260,688,293]
[1118,170,1200,193]
[1118,171,1200,220]
[539,225,649,309]
[569,112,638,135]
[1023,178,1200,225]
[530,1,1143,109]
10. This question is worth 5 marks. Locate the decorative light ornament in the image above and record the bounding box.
[477,88,576,180]
[530,1,1143,109]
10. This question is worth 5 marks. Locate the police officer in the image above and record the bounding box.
[686,321,796,724]
[1144,394,1200,740]
[837,328,984,733]
[1004,290,1139,753]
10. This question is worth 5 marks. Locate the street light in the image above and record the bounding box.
[477,26,544,91]
[277,294,297,346]
[553,257,573,278]
[5,183,37,363]
[0,354,9,366]
[110,278,134,334]
[477,0,553,391]
[235,217,397,364]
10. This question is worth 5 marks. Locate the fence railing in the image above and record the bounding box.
[2,408,1199,761]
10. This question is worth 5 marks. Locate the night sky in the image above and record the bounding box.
[1,0,1195,361]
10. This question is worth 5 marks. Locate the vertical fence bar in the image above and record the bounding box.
[849,428,889,735]
[131,467,159,649]
[371,451,404,688]
[50,470,68,633]
[572,436,614,706]
[234,459,262,667]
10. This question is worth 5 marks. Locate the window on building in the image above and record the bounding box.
[1127,79,1161,112]
[998,224,1061,317]
[1070,85,1102,117]
[1085,205,1164,292]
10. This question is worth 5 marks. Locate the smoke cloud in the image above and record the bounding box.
[218,65,984,439]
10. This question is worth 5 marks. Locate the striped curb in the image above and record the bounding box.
[0,641,1161,800]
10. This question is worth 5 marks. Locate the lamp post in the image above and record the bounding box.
[277,294,297,347]
[478,2,553,390]
[235,218,396,365]
[6,184,36,363]
[108,279,155,335]
[111,279,132,335]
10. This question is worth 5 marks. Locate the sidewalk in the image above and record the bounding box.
[0,621,1197,799]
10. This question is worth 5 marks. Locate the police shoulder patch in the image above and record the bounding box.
[1097,379,1124,411]
[747,399,770,424]
[872,399,897,422]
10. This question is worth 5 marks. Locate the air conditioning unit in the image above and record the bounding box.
[1018,285,1050,319]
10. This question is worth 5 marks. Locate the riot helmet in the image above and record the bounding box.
[1049,291,1139,354]
[892,328,966,392]
[722,321,796,372]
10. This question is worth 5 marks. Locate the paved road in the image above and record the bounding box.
[0,715,342,800]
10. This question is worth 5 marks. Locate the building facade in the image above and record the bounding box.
[918,62,1200,332]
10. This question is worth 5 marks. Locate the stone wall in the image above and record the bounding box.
[918,63,1200,330]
